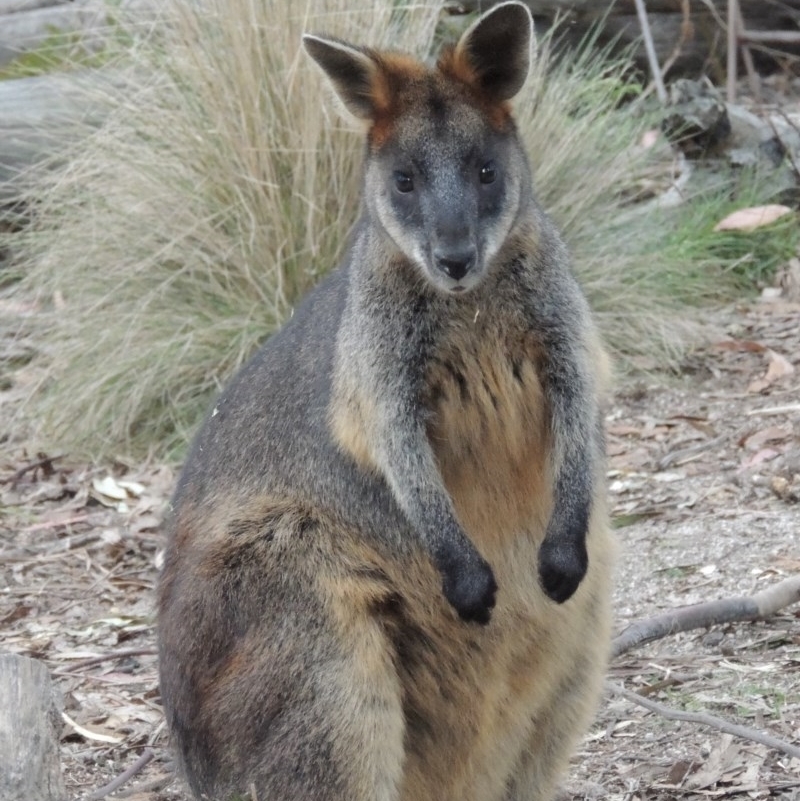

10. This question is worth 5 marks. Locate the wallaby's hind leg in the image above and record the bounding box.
[503,604,610,801]
[503,667,599,801]
[158,507,405,801]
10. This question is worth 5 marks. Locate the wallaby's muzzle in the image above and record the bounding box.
[433,246,476,282]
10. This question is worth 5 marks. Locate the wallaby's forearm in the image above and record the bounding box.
[370,383,498,623]
[534,295,600,603]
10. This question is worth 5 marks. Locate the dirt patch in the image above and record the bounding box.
[575,296,800,801]
[1,297,798,800]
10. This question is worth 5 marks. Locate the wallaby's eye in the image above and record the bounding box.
[479,162,497,185]
[393,171,414,194]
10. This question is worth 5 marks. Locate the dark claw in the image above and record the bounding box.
[437,547,497,624]
[538,537,588,604]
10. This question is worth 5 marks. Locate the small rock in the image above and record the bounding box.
[702,629,725,647]
[662,79,731,157]
[726,104,778,146]
[774,258,800,302]
[770,474,800,503]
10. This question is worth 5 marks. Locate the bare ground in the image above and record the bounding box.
[1,295,798,801]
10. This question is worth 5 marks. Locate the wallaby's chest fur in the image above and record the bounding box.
[331,282,551,551]
[424,314,551,551]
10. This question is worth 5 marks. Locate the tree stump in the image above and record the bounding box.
[0,653,66,801]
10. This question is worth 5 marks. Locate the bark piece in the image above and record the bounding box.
[0,653,66,801]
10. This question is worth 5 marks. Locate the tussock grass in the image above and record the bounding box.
[4,1,783,460]
[514,40,717,367]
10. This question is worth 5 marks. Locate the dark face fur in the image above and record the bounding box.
[364,78,526,295]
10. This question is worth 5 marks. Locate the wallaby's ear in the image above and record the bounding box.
[453,1,532,101]
[302,34,381,121]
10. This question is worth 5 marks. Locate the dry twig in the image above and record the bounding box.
[659,0,693,79]
[633,0,667,102]
[53,647,157,675]
[612,574,800,658]
[0,454,65,486]
[608,683,800,761]
[86,749,155,801]
[746,403,800,417]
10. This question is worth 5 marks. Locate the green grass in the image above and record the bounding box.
[3,0,797,461]
[661,171,799,292]
[0,27,115,81]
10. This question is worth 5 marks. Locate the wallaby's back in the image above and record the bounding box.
[158,4,614,800]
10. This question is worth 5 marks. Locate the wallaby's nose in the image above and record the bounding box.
[434,247,476,282]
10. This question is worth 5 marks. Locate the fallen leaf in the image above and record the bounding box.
[652,471,685,483]
[664,759,701,786]
[742,425,794,450]
[761,286,783,301]
[747,378,771,394]
[747,349,795,393]
[92,476,129,502]
[0,604,33,625]
[130,513,162,534]
[92,475,146,500]
[607,424,644,437]
[685,735,737,790]
[61,711,123,744]
[712,339,767,353]
[713,204,793,232]
[117,479,146,497]
[764,349,795,382]
[640,129,661,148]
[771,475,800,503]
[738,448,780,470]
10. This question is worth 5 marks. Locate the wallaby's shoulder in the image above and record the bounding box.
[172,263,352,499]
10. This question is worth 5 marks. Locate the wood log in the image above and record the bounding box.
[450,0,800,77]
[0,71,108,202]
[0,653,66,801]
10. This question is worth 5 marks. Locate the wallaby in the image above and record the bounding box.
[158,3,614,800]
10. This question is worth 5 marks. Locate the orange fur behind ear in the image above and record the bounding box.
[366,52,428,149]
[437,45,512,129]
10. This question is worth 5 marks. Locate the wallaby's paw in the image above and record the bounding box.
[437,549,497,624]
[538,538,588,604]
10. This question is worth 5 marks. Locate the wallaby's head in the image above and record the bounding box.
[303,2,533,295]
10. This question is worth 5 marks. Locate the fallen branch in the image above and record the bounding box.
[52,646,157,675]
[61,711,122,744]
[0,453,65,486]
[612,574,800,658]
[608,682,800,761]
[86,749,154,801]
[116,772,174,798]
